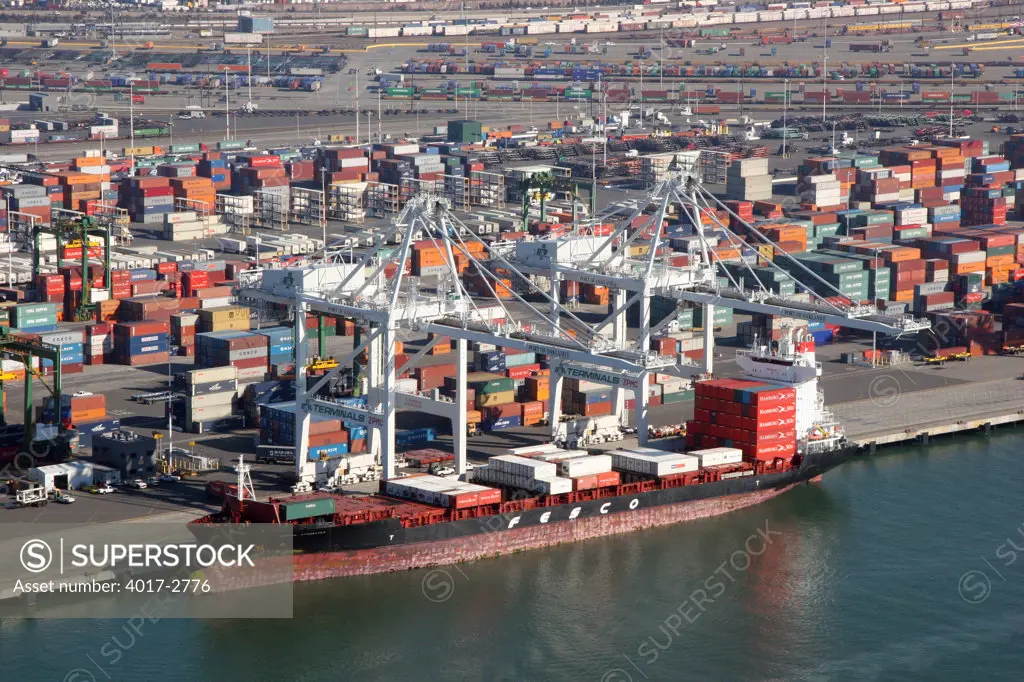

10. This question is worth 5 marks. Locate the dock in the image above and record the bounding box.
[833,377,1024,449]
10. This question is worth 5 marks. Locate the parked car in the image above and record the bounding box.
[159,474,181,483]
[127,479,147,489]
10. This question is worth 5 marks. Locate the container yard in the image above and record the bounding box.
[0,0,1019,583]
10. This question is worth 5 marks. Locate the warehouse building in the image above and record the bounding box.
[29,461,121,492]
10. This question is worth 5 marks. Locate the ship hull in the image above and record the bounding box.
[198,445,857,583]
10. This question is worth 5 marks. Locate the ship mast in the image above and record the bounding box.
[237,454,255,509]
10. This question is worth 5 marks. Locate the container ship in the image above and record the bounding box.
[191,331,857,581]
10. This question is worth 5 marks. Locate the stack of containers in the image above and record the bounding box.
[687,378,797,462]
[196,152,230,191]
[2,184,52,226]
[561,378,613,417]
[610,448,700,477]
[58,170,104,211]
[35,274,65,304]
[197,306,250,333]
[119,176,174,223]
[322,148,370,181]
[233,161,289,210]
[170,177,216,213]
[42,392,105,428]
[962,187,1007,227]
[253,326,294,374]
[85,323,112,365]
[109,269,132,300]
[259,401,368,458]
[383,475,502,509]
[798,173,844,209]
[186,366,238,432]
[417,361,459,390]
[725,157,771,202]
[194,330,268,382]
[43,392,118,446]
[112,321,170,366]
[10,303,58,332]
[472,454,573,494]
[170,313,198,351]
[39,329,85,375]
[555,453,618,491]
[468,371,520,430]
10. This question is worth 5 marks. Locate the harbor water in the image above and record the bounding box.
[4,431,1024,681]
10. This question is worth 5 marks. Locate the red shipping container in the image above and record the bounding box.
[114,321,168,336]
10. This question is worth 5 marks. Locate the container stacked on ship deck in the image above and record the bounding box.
[687,378,797,462]
[383,474,501,509]
[472,454,574,494]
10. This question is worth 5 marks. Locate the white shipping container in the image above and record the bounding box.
[558,454,613,478]
[611,450,699,477]
[189,391,235,408]
[187,404,234,422]
[532,476,573,495]
[488,454,557,479]
[506,443,562,457]
[690,447,743,468]
[188,365,238,385]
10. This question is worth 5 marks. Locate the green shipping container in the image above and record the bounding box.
[347,26,369,37]
[281,497,336,521]
[218,140,246,151]
[466,372,514,394]
[169,143,201,154]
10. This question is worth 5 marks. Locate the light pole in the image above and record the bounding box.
[639,59,644,129]
[4,195,10,286]
[377,89,382,142]
[129,81,134,155]
[320,166,328,257]
[782,78,789,158]
[247,46,253,106]
[167,345,175,459]
[223,67,230,141]
[821,52,828,122]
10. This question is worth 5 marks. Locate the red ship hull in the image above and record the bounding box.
[292,483,796,581]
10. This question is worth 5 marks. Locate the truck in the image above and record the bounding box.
[554,415,625,448]
[42,38,59,48]
[15,484,48,507]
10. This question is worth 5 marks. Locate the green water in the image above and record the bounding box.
[4,433,1024,681]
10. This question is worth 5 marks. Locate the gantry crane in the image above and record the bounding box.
[33,215,113,321]
[234,160,932,487]
[0,327,70,457]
